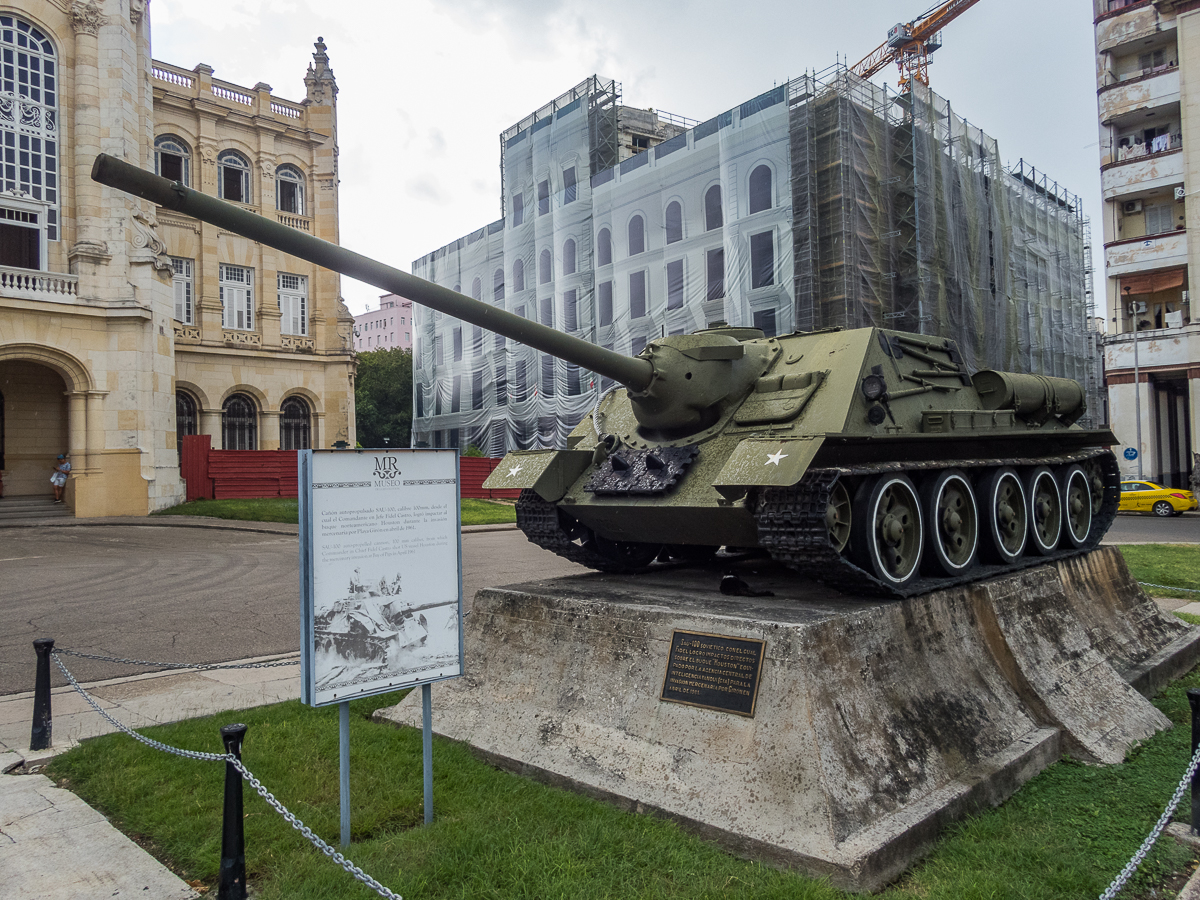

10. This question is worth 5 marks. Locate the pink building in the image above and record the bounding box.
[354,294,412,351]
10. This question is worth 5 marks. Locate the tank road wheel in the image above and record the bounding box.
[1082,457,1106,517]
[851,474,924,588]
[920,469,979,576]
[978,467,1028,564]
[1024,466,1062,556]
[826,480,852,554]
[1057,464,1093,548]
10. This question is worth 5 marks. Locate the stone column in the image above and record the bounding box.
[260,410,281,450]
[201,408,223,450]
[1189,368,1200,469]
[312,412,325,450]
[69,1,112,282]
[85,391,107,474]
[66,392,88,472]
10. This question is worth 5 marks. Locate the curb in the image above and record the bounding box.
[0,516,520,535]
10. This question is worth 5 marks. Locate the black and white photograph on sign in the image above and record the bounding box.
[304,450,462,706]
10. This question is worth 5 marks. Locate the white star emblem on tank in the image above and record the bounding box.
[765,449,788,466]
[508,464,523,477]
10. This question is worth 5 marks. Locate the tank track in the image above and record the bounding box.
[516,489,658,573]
[756,449,1121,599]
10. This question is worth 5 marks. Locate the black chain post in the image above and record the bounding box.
[218,723,249,900]
[29,638,54,751]
[1189,690,1200,835]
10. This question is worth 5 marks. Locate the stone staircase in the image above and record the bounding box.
[0,495,73,522]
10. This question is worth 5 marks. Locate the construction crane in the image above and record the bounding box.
[850,0,983,91]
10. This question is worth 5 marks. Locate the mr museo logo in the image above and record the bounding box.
[373,455,403,486]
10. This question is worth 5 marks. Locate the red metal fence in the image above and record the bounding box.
[179,436,519,502]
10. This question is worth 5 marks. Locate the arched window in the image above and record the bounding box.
[563,238,576,275]
[176,391,197,462]
[513,258,525,292]
[628,215,645,255]
[155,135,190,186]
[597,228,612,266]
[471,276,482,301]
[276,164,304,215]
[665,201,682,244]
[539,248,552,284]
[280,396,311,450]
[218,151,251,204]
[749,165,772,214]
[221,393,257,450]
[493,268,505,301]
[0,15,59,241]
[705,185,723,231]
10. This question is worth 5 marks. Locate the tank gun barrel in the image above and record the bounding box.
[90,154,654,392]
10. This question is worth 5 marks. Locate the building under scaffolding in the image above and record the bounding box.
[411,65,1099,452]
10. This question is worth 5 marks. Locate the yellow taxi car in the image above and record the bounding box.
[1118,481,1199,517]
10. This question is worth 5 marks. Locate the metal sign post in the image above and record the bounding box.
[299,449,465,845]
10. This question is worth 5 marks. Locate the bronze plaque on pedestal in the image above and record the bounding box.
[660,630,766,717]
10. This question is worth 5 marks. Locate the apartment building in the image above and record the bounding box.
[354,294,412,352]
[410,71,1097,454]
[1095,0,1199,487]
[0,1,355,516]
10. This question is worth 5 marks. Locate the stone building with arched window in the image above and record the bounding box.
[0,1,355,517]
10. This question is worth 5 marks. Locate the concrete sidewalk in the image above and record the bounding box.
[1,651,301,900]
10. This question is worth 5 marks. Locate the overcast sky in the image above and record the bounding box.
[149,0,1102,316]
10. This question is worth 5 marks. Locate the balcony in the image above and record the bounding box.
[1102,144,1182,198]
[1098,67,1179,123]
[1104,229,1188,276]
[1096,2,1165,52]
[0,266,79,303]
[1104,321,1200,371]
[276,211,312,232]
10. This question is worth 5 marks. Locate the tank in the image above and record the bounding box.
[92,153,1121,598]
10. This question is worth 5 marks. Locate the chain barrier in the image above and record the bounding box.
[53,647,299,671]
[1098,741,1200,900]
[230,757,402,900]
[50,653,403,900]
[1140,582,1200,596]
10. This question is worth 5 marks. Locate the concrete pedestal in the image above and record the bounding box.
[375,547,1200,892]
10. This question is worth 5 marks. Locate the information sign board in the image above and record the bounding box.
[299,449,463,706]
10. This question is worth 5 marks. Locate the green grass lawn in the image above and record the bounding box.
[151,497,516,527]
[1118,544,1200,600]
[47,665,1200,900]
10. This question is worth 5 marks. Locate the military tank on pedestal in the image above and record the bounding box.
[92,153,1120,598]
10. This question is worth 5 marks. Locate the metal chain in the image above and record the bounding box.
[51,654,227,761]
[1140,582,1200,596]
[51,654,403,900]
[53,648,299,671]
[230,757,403,900]
[1099,741,1200,900]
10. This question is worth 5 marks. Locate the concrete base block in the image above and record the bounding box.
[375,547,1199,892]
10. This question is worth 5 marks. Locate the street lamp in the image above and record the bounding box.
[1125,285,1144,479]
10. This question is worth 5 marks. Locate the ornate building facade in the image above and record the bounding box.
[0,0,355,516]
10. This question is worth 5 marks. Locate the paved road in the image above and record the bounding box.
[0,524,584,696]
[2,508,1193,697]
[1104,511,1200,544]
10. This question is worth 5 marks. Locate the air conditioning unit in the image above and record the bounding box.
[1123,199,1143,214]
[1176,186,1187,201]
[1127,301,1148,315]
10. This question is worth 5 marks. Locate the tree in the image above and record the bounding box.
[354,347,413,448]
